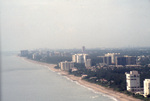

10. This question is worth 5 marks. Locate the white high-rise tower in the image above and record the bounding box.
[144,79,150,97]
[125,71,140,92]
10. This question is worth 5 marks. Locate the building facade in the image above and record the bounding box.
[105,53,120,64]
[125,71,140,92]
[72,54,88,63]
[103,56,112,65]
[60,61,74,71]
[116,57,127,65]
[144,79,150,97]
[77,54,84,63]
[72,54,77,62]
[116,56,136,66]
[85,59,91,68]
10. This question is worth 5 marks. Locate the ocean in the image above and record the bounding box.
[1,52,117,101]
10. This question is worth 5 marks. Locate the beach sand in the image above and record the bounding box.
[21,57,141,101]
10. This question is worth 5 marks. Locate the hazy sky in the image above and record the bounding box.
[1,0,150,51]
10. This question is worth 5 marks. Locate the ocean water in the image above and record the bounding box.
[1,52,117,101]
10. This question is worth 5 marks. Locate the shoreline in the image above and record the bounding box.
[20,57,141,101]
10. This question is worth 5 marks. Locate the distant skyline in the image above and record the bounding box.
[1,0,150,51]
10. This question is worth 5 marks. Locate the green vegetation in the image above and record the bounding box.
[22,48,150,101]
[69,66,150,100]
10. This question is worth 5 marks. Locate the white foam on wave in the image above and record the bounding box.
[21,58,31,64]
[21,57,118,101]
[97,92,118,101]
[62,76,118,101]
[63,76,74,82]
[57,73,61,75]
[49,69,55,73]
[90,95,99,99]
[42,65,56,73]
[80,83,118,101]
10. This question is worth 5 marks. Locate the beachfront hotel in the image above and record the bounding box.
[144,79,150,97]
[59,61,74,71]
[125,71,141,92]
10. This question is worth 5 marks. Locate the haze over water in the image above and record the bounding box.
[1,0,150,51]
[1,52,116,101]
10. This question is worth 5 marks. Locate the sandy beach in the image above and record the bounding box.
[21,57,141,101]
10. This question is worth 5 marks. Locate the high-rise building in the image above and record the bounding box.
[105,53,120,64]
[72,54,77,62]
[125,56,136,65]
[116,56,136,66]
[116,57,127,65]
[77,54,84,63]
[125,71,140,92]
[144,79,150,97]
[82,46,85,53]
[72,54,88,63]
[83,54,88,63]
[85,59,91,68]
[60,61,74,71]
[103,56,112,65]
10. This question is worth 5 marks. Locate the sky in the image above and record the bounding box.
[1,0,150,51]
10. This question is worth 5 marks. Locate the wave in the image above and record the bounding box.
[62,75,118,101]
[21,57,118,101]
